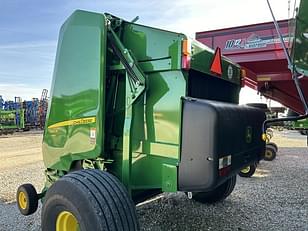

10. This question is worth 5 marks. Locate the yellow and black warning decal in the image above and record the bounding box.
[48,116,96,129]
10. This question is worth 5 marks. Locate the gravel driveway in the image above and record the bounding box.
[0,130,307,230]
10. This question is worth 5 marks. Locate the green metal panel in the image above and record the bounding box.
[42,10,107,170]
[128,71,186,190]
[162,164,177,192]
[292,0,308,75]
[122,22,184,70]
[107,68,186,190]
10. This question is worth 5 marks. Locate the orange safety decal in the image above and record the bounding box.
[210,47,223,76]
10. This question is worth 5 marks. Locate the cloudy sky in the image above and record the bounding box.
[0,0,298,103]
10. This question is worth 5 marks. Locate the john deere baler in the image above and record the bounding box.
[17,10,265,230]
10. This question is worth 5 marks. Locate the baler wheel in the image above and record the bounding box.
[41,169,139,231]
[191,175,236,204]
[16,184,39,216]
[264,145,276,161]
[239,163,257,178]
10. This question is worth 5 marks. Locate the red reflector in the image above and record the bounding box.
[210,47,222,76]
[182,55,191,70]
[219,166,231,177]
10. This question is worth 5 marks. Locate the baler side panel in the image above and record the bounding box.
[42,11,107,170]
[129,71,186,189]
[107,22,187,191]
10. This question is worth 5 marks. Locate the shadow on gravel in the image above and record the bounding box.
[137,193,253,231]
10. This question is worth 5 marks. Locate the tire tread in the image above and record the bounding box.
[42,169,138,231]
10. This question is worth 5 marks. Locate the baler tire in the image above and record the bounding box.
[266,142,278,153]
[41,169,139,231]
[191,175,236,204]
[264,145,276,161]
[16,184,39,216]
[238,164,257,178]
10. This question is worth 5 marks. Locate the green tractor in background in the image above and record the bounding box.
[16,11,266,230]
[0,109,25,135]
[286,109,308,135]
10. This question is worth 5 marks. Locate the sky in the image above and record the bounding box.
[0,0,298,104]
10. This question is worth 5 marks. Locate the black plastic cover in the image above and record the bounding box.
[178,97,266,192]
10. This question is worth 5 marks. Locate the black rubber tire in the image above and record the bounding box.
[264,145,276,161]
[41,169,139,231]
[16,184,39,216]
[191,175,236,204]
[239,164,257,178]
[267,142,278,153]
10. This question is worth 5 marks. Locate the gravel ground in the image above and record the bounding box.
[0,131,45,203]
[0,130,307,230]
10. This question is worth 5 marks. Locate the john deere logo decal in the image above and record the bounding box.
[246,126,252,143]
[227,65,233,79]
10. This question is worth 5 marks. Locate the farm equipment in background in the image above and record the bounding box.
[197,0,308,178]
[0,109,25,135]
[292,119,308,135]
[0,96,25,134]
[39,89,48,129]
[285,109,308,135]
[197,0,308,177]
[196,18,308,115]
[16,10,266,230]
[22,89,49,130]
[23,98,40,129]
[196,0,308,145]
[0,89,48,134]
[0,96,3,108]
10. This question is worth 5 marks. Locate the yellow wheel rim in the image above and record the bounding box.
[265,150,273,159]
[18,191,27,210]
[240,166,251,174]
[56,211,79,231]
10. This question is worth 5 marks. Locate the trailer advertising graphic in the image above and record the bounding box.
[224,33,289,50]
